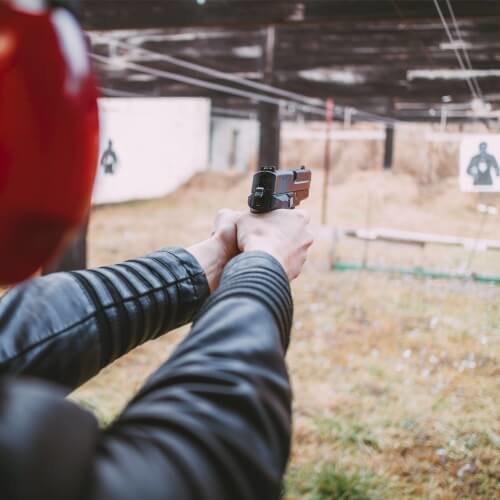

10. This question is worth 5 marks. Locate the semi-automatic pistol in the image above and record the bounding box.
[248,166,312,213]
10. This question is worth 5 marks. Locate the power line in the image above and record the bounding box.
[91,53,325,116]
[101,76,495,128]
[91,52,400,125]
[444,0,484,100]
[92,35,324,108]
[90,35,399,125]
[431,0,479,101]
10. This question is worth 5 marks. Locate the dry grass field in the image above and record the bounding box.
[71,168,500,499]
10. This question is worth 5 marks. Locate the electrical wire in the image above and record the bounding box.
[444,0,484,100]
[99,79,496,128]
[90,5,496,127]
[431,0,479,101]
[90,53,326,116]
[393,0,491,120]
[90,34,399,125]
[95,50,497,125]
[92,35,324,108]
[91,52,400,125]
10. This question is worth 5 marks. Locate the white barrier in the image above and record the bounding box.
[92,98,210,205]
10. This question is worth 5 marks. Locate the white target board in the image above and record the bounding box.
[459,135,500,192]
[92,98,210,205]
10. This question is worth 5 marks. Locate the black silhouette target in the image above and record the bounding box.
[460,136,500,192]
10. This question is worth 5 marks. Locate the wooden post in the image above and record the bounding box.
[383,98,395,170]
[321,98,334,225]
[258,26,280,168]
[383,125,394,169]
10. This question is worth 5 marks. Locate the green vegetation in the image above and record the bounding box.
[285,463,391,500]
[316,417,381,451]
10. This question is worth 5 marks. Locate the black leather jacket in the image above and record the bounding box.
[0,248,293,500]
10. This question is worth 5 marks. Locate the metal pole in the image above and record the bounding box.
[321,98,334,225]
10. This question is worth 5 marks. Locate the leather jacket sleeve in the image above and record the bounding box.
[0,247,209,390]
[0,252,293,500]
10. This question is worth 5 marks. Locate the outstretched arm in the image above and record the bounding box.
[0,252,294,500]
[0,208,313,500]
[0,211,239,391]
[0,247,209,391]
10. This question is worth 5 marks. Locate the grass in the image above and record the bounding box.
[287,266,499,499]
[70,169,499,499]
[315,417,381,451]
[285,463,391,500]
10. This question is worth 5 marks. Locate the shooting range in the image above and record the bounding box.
[38,1,500,497]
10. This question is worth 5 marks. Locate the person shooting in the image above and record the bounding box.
[0,1,313,499]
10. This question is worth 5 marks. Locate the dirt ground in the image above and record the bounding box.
[72,168,500,499]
